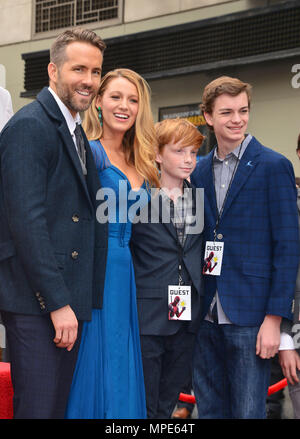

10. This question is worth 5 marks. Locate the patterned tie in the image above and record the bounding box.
[74,123,86,166]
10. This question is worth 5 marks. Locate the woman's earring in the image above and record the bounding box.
[97,106,103,127]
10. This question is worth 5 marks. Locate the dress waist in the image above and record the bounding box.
[108,223,131,247]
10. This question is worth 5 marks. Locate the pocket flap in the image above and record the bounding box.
[243,261,271,279]
[0,240,16,262]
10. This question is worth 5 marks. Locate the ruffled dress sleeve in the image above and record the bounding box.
[89,140,111,172]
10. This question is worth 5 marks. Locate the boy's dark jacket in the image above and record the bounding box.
[130,180,204,336]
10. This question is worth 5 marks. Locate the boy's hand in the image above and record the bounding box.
[279,349,300,385]
[256,314,281,359]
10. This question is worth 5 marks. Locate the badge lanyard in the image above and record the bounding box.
[173,191,188,286]
[168,195,192,321]
[176,204,187,286]
[211,141,243,241]
[177,243,184,286]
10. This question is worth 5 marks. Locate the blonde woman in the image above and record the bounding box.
[66,69,159,419]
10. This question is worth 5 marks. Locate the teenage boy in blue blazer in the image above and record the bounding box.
[191,76,299,419]
[131,118,204,418]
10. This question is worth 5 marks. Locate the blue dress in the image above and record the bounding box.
[65,140,147,419]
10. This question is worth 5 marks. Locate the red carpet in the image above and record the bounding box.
[0,361,289,419]
[0,362,13,419]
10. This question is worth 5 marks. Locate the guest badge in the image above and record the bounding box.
[203,241,224,276]
[168,285,191,321]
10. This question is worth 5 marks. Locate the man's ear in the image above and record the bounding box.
[48,62,58,83]
[204,111,213,127]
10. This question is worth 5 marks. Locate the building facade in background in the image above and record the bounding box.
[0,0,299,169]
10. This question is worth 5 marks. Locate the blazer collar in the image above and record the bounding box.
[47,86,81,136]
[199,149,218,221]
[37,87,66,123]
[37,87,93,207]
[200,136,262,223]
[216,136,262,222]
[153,180,201,248]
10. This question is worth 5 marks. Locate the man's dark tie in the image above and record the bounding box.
[211,303,218,323]
[74,123,86,167]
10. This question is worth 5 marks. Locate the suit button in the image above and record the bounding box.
[71,251,79,260]
[72,214,79,223]
[217,233,223,240]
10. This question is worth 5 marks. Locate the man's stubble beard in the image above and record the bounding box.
[56,73,95,114]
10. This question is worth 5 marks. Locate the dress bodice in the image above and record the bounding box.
[89,140,147,246]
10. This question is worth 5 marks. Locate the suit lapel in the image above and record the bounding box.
[37,88,93,208]
[154,183,204,249]
[179,182,204,250]
[198,151,218,222]
[57,123,92,204]
[220,137,261,221]
[85,142,101,208]
[156,193,178,240]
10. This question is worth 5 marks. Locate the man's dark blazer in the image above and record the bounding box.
[130,182,204,336]
[191,136,299,326]
[0,87,107,321]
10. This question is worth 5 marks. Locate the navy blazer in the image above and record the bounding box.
[191,136,299,326]
[130,183,204,336]
[0,87,107,320]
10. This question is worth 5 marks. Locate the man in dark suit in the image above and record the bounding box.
[131,118,204,418]
[0,28,107,418]
[191,76,299,418]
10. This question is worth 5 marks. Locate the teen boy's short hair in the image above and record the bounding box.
[200,76,252,115]
[155,118,204,154]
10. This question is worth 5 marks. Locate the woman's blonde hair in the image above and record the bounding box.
[83,68,159,188]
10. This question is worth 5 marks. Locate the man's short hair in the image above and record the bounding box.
[200,76,252,115]
[50,28,106,67]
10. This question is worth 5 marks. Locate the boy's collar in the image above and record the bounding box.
[160,179,190,203]
[214,134,252,161]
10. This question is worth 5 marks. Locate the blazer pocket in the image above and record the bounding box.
[0,240,16,262]
[243,261,271,279]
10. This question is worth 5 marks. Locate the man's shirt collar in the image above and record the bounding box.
[214,134,252,161]
[48,86,81,136]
